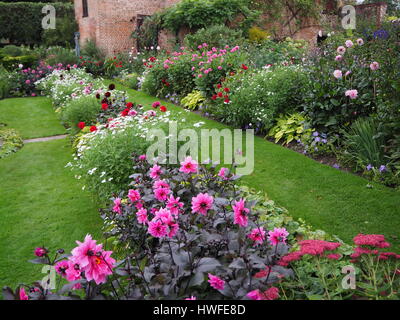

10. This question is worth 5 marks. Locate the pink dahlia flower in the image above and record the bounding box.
[149,164,162,180]
[218,167,229,180]
[136,208,148,225]
[345,40,354,48]
[333,70,343,79]
[154,187,170,202]
[70,234,115,285]
[337,46,346,54]
[19,288,29,300]
[166,195,184,216]
[185,296,197,300]
[345,89,358,99]
[34,247,47,257]
[208,274,225,290]
[268,227,289,246]
[233,198,250,227]
[128,189,141,203]
[248,227,266,245]
[191,193,214,215]
[112,198,122,214]
[370,61,380,71]
[148,219,168,238]
[179,156,198,174]
[55,260,69,278]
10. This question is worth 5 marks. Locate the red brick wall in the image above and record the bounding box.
[74,0,181,56]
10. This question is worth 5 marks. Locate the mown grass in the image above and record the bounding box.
[0,97,66,139]
[0,97,101,289]
[108,81,400,249]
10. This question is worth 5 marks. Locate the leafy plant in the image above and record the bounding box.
[268,113,312,145]
[181,90,205,110]
[340,118,386,170]
[0,128,23,158]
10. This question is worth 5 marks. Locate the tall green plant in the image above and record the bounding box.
[341,118,386,169]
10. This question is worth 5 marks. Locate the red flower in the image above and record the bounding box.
[121,109,129,117]
[242,64,248,70]
[224,98,230,103]
[160,106,167,112]
[217,92,223,98]
[105,92,111,97]
[211,94,217,100]
[224,88,230,93]
[101,103,108,110]
[90,126,97,132]
[217,84,222,89]
[126,102,133,109]
[78,122,85,130]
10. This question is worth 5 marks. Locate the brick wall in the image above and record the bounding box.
[74,0,180,55]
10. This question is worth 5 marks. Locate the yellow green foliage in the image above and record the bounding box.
[248,26,270,43]
[268,113,312,145]
[181,90,205,110]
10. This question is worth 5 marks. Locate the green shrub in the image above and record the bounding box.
[81,39,106,61]
[42,16,78,47]
[0,128,24,158]
[340,118,386,170]
[1,45,22,57]
[1,55,37,71]
[44,47,79,66]
[210,66,308,132]
[0,2,75,45]
[61,96,101,133]
[74,126,151,200]
[184,25,244,50]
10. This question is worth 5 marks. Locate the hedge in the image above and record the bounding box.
[0,2,75,45]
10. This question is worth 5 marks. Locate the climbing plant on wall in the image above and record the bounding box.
[160,0,261,34]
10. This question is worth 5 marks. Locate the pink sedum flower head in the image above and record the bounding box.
[370,61,380,71]
[19,288,29,300]
[268,227,289,246]
[208,274,225,290]
[333,70,343,79]
[113,197,122,214]
[70,234,115,285]
[191,193,214,216]
[345,40,354,48]
[149,164,163,180]
[128,189,141,203]
[345,89,358,99]
[337,46,346,54]
[179,156,198,174]
[248,227,266,245]
[233,198,250,227]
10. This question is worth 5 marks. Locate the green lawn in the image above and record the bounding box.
[108,81,400,249]
[0,97,101,289]
[0,97,66,139]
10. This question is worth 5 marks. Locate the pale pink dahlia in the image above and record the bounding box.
[370,61,380,71]
[337,46,346,54]
[345,89,358,99]
[333,70,343,79]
